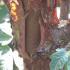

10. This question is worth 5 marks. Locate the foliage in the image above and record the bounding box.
[0,1,12,70]
[50,48,70,70]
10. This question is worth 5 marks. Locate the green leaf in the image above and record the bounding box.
[50,48,68,70]
[64,56,70,70]
[0,3,9,23]
[0,30,11,41]
[0,45,10,55]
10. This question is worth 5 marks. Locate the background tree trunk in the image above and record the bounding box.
[60,0,69,20]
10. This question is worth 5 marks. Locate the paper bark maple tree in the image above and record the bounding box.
[4,0,70,70]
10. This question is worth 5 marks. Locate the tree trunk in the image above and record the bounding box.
[4,0,52,70]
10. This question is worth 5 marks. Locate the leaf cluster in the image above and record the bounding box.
[0,1,12,69]
[50,48,70,70]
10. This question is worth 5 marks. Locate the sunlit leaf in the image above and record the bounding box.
[0,45,10,55]
[0,30,11,41]
[50,48,68,70]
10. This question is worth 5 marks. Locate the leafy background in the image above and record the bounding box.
[50,48,70,70]
[0,1,13,70]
